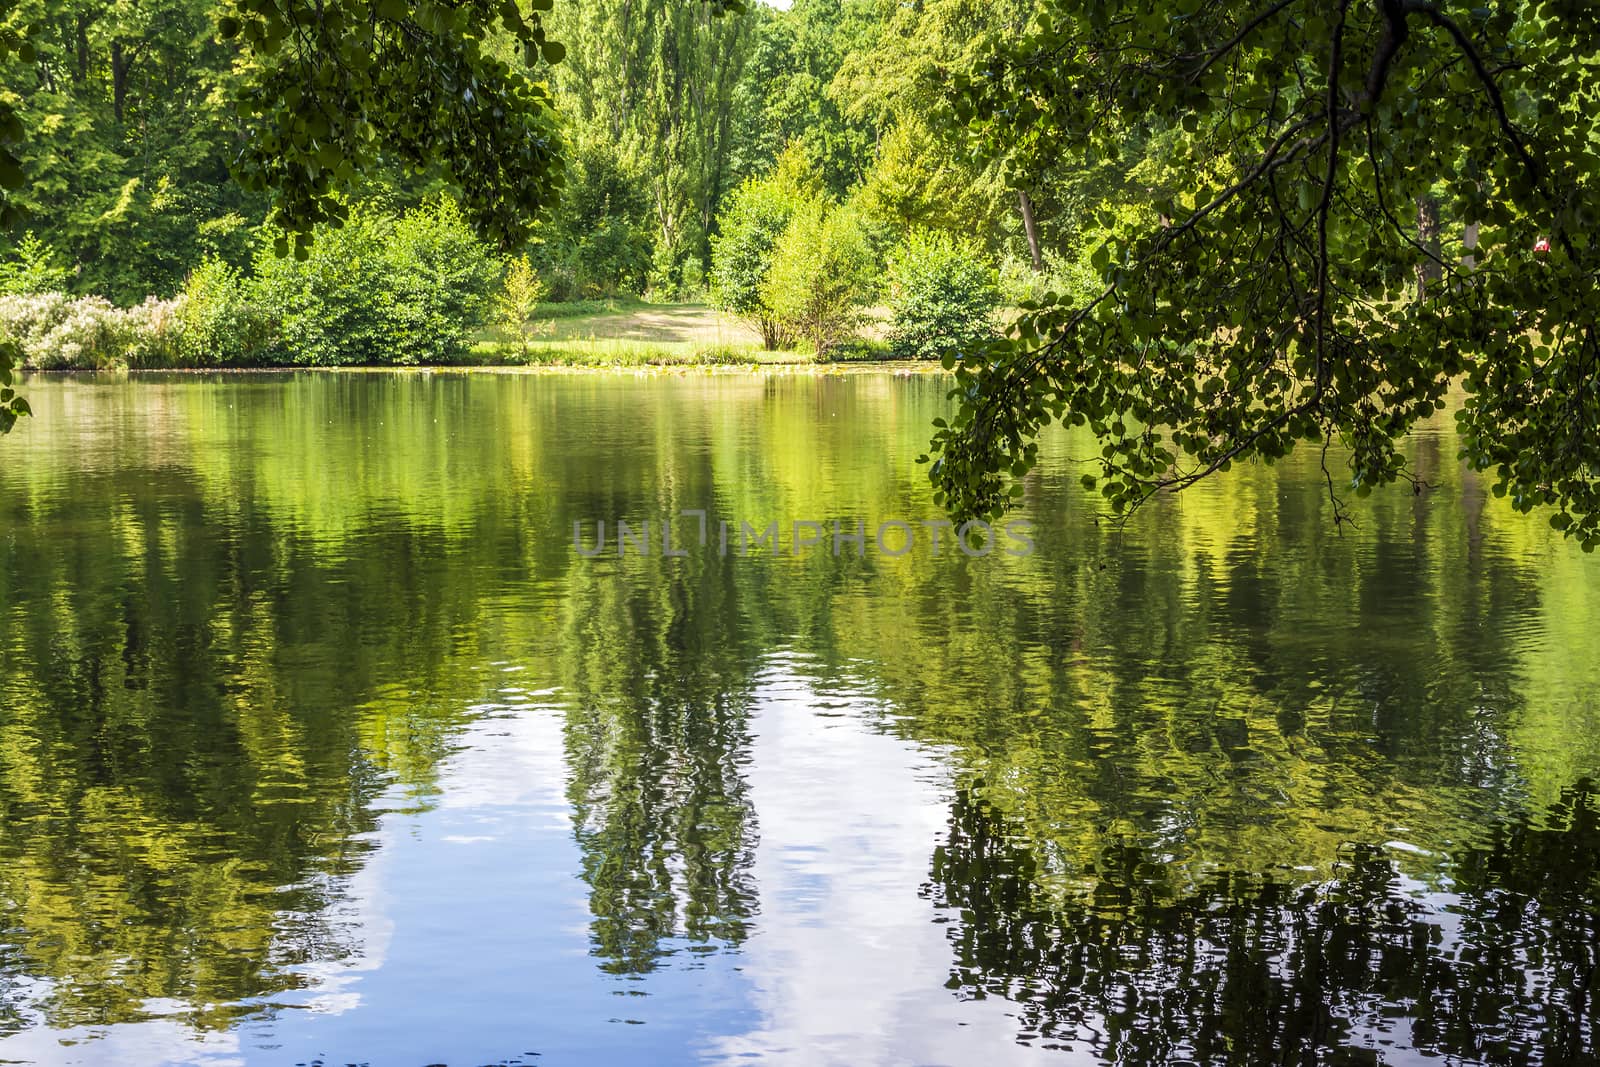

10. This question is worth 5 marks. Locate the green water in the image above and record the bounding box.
[0,370,1597,1066]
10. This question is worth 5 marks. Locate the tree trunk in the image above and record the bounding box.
[1461,221,1481,271]
[1415,195,1441,299]
[760,317,783,352]
[111,40,128,123]
[1018,190,1043,272]
[74,13,91,83]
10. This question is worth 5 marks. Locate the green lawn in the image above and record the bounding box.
[475,300,893,365]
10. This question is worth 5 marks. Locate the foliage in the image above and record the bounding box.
[253,198,496,366]
[0,233,70,295]
[174,258,269,366]
[0,290,181,369]
[384,198,500,363]
[708,157,816,349]
[853,122,998,245]
[534,143,653,300]
[926,1,1600,553]
[762,199,875,358]
[0,8,32,233]
[731,0,879,197]
[0,336,23,432]
[885,230,998,362]
[496,255,549,356]
[834,0,1038,254]
[1,0,268,304]
[219,0,569,253]
[1,201,505,369]
[546,0,759,291]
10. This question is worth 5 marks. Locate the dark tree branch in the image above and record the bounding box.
[1185,0,1304,83]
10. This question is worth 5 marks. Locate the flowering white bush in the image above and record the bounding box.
[0,292,74,355]
[125,296,185,367]
[0,292,183,369]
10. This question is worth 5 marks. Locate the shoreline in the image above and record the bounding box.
[18,361,949,378]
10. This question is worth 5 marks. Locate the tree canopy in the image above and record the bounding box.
[925,0,1600,549]
[5,0,1600,556]
[0,0,748,425]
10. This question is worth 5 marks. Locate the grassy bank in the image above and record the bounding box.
[1,295,898,370]
[469,339,801,366]
[472,300,891,366]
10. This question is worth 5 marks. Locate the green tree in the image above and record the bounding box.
[535,140,653,299]
[885,229,998,362]
[220,0,571,254]
[252,197,496,366]
[708,151,819,349]
[174,257,269,365]
[728,0,881,197]
[0,232,68,294]
[928,0,1600,551]
[545,0,759,292]
[854,121,1001,245]
[496,254,547,356]
[762,199,875,358]
[833,0,1046,263]
[1,0,263,302]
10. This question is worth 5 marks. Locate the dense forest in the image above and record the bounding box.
[0,0,1152,368]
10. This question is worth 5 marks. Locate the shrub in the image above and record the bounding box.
[0,234,71,296]
[710,178,794,348]
[0,292,74,357]
[0,292,121,369]
[251,197,496,365]
[172,259,270,366]
[762,202,876,359]
[384,198,499,363]
[0,292,181,369]
[997,249,1103,311]
[123,297,185,367]
[496,255,550,356]
[251,213,394,365]
[648,219,706,302]
[885,230,1000,362]
[536,144,653,299]
[709,152,821,349]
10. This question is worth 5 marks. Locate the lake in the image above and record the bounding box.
[1,370,1597,1066]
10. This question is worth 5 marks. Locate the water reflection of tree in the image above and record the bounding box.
[4,372,1598,1041]
[557,554,766,974]
[0,466,487,1031]
[928,779,1599,1064]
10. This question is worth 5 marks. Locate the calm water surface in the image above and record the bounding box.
[0,370,1597,1066]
